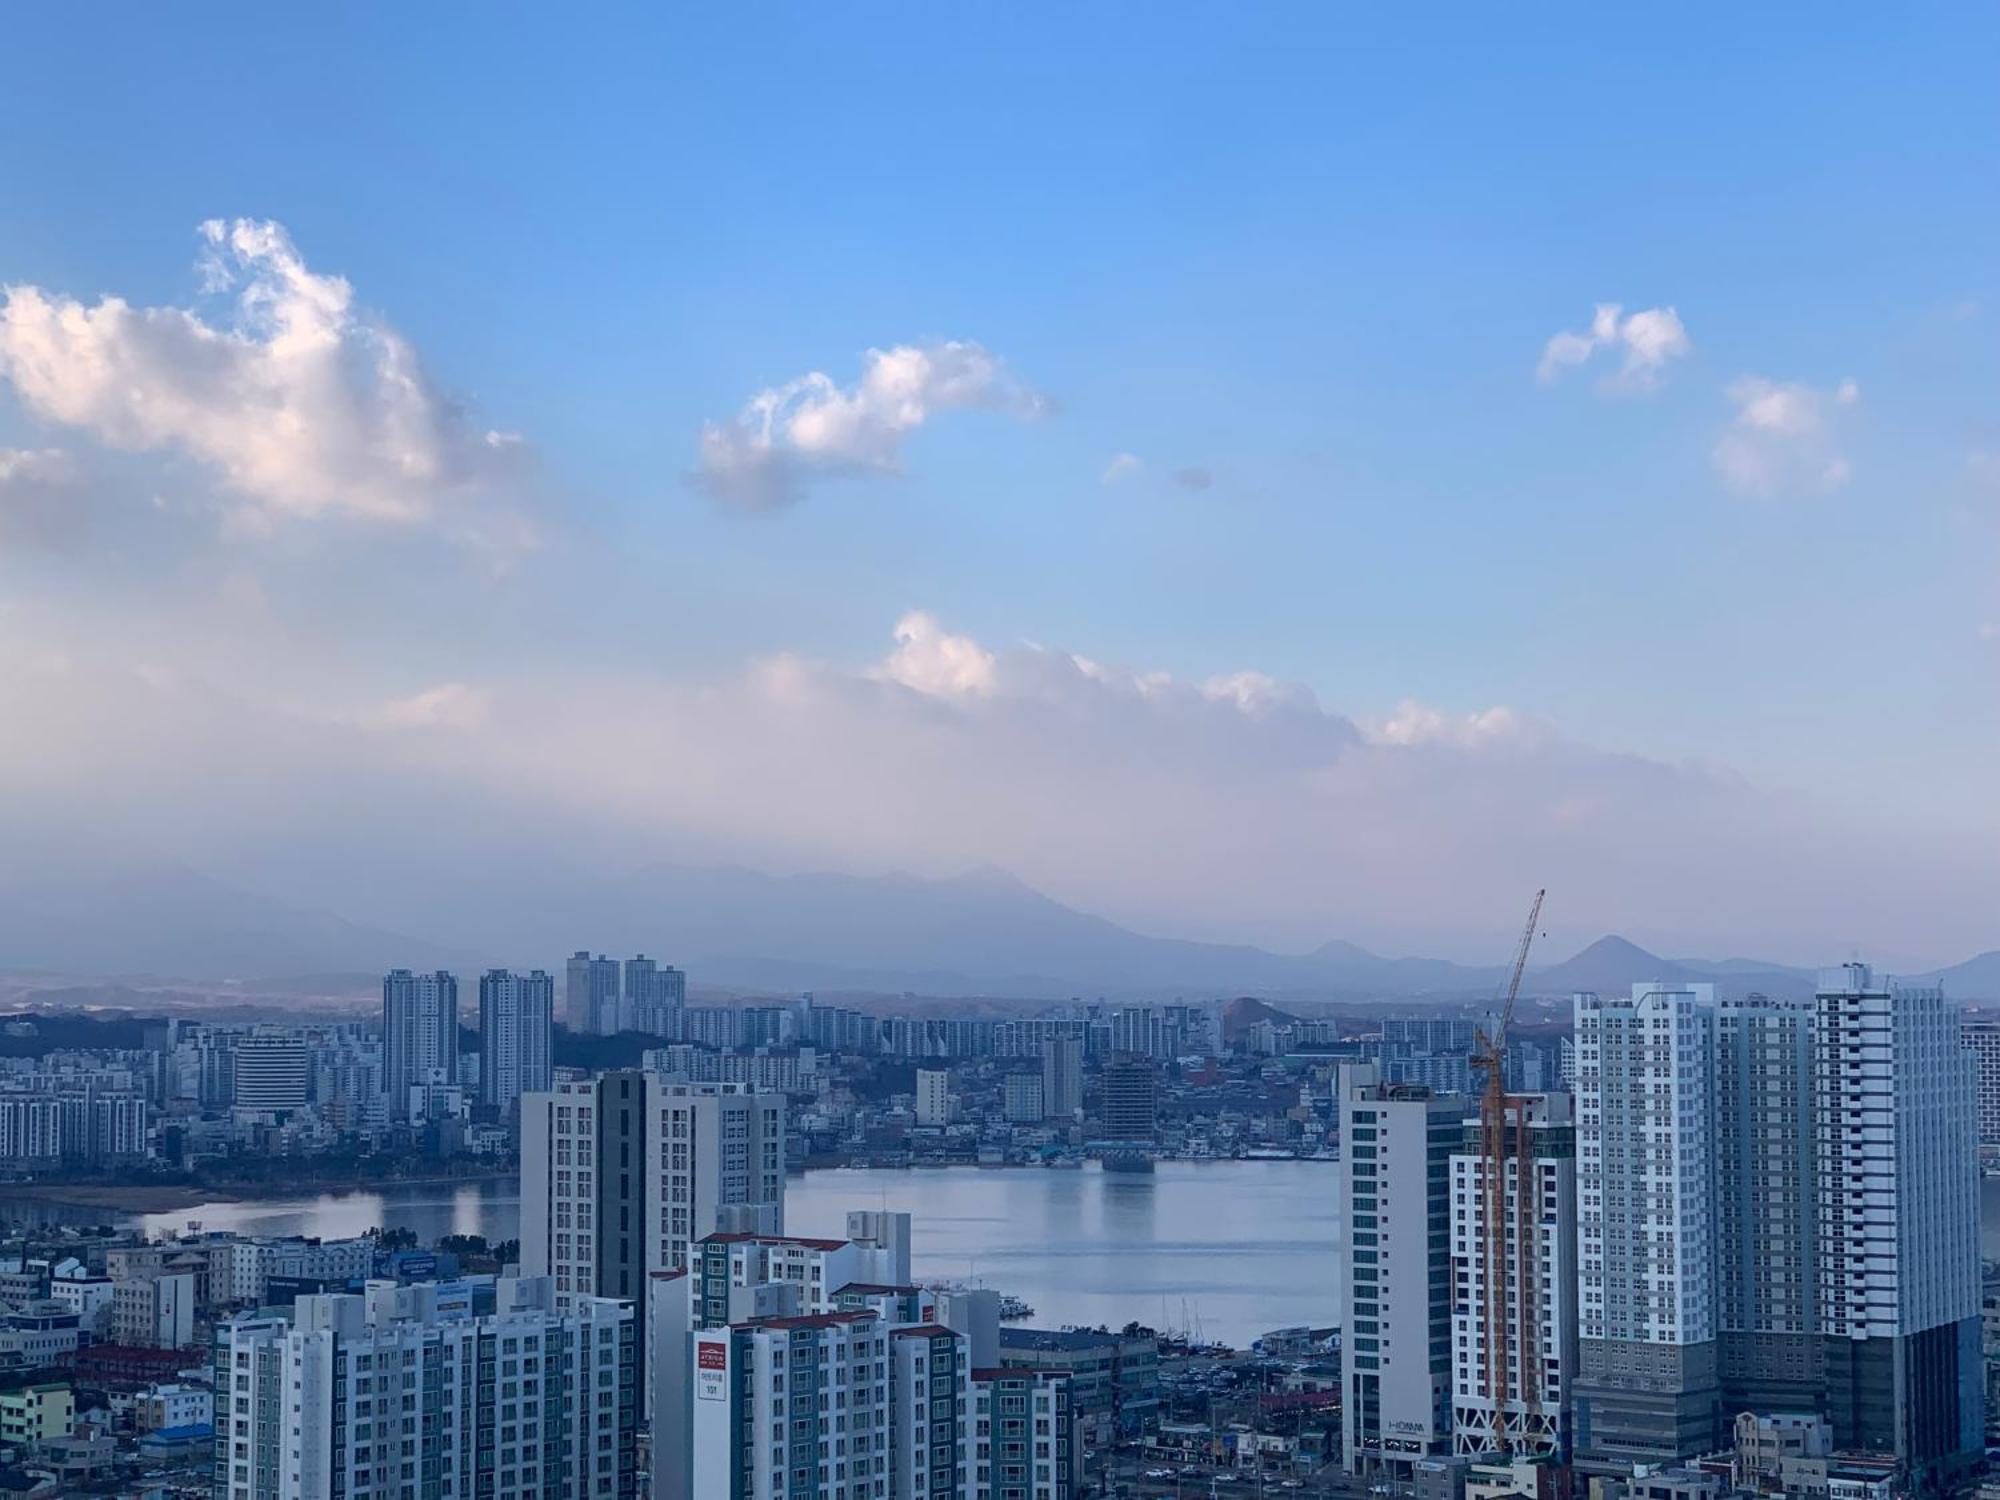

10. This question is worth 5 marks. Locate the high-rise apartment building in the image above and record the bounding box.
[1098,1055,1158,1141]
[380,970,458,1121]
[1715,991,1820,1412]
[915,1067,952,1126]
[478,968,554,1114]
[1339,1082,1463,1479]
[520,1074,786,1305]
[1813,963,1981,1486]
[971,1367,1077,1500]
[566,951,623,1036]
[1003,1071,1044,1125]
[1572,984,1721,1471]
[622,955,687,1038]
[1450,1091,1577,1461]
[1959,1018,2000,1147]
[1571,968,1983,1488]
[1040,1036,1083,1120]
[214,1276,635,1500]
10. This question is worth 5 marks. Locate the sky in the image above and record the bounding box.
[0,4,1996,967]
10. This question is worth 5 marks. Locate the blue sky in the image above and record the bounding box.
[0,5,1995,962]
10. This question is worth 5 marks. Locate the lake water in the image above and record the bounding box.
[20,1164,2000,1352]
[107,1161,1340,1349]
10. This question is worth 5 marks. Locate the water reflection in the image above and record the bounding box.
[33,1159,1995,1349]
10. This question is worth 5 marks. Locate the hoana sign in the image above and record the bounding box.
[697,1340,728,1402]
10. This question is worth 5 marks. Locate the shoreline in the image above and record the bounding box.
[0,1169,517,1216]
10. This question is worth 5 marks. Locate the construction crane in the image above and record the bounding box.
[1474,888,1545,1457]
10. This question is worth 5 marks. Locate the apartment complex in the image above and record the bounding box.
[519,1074,786,1303]
[649,1213,1075,1500]
[1571,969,1982,1485]
[214,1276,635,1500]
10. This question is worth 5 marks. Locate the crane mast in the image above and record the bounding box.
[1475,889,1545,1456]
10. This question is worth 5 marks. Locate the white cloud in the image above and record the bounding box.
[1537,302,1692,390]
[362,682,492,731]
[0,220,534,552]
[1712,375,1859,496]
[696,340,1047,509]
[872,610,998,698]
[1373,699,1541,749]
[0,447,83,548]
[1100,452,1143,484]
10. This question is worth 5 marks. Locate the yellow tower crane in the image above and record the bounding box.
[1473,888,1545,1456]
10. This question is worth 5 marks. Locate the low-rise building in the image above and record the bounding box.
[997,1325,1157,1443]
[134,1380,213,1433]
[0,1381,72,1446]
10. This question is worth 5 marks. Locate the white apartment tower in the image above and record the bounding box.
[1571,967,1984,1488]
[213,1276,635,1500]
[915,1067,952,1126]
[1040,1037,1083,1120]
[1572,984,1721,1471]
[1958,1018,2000,1147]
[1339,1082,1464,1479]
[1813,963,1982,1486]
[566,951,623,1036]
[1450,1091,1578,1461]
[478,968,554,1113]
[520,1074,786,1304]
[380,969,458,1121]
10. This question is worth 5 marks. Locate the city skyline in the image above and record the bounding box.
[1,6,1996,968]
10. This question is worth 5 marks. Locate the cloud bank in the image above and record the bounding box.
[3,600,1987,961]
[0,220,534,553]
[697,340,1047,509]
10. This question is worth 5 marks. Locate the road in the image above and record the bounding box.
[1100,1456,1372,1499]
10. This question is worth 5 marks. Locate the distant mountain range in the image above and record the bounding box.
[0,852,1994,1002]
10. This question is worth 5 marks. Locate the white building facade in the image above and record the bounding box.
[1339,1082,1465,1478]
[1572,984,1721,1471]
[214,1277,635,1500]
